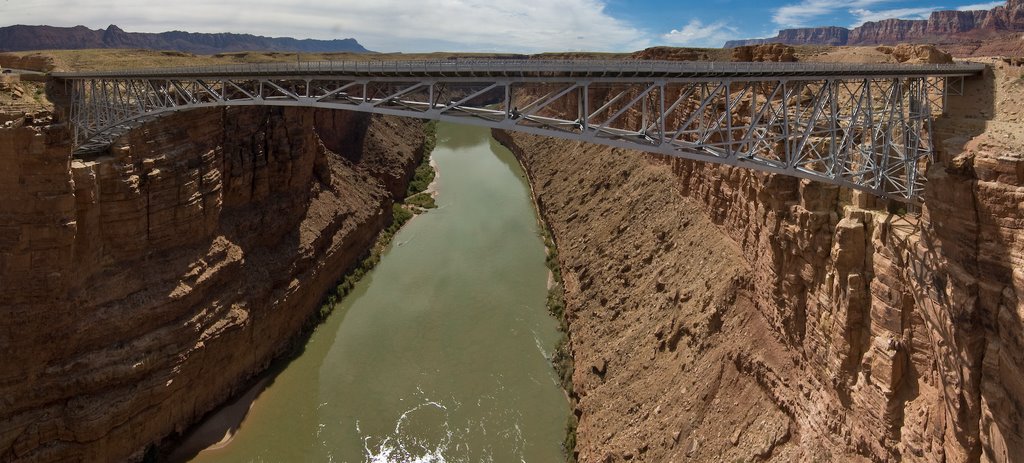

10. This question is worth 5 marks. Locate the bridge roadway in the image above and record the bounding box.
[54,59,986,202]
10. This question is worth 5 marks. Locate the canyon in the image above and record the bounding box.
[497,48,1024,462]
[0,78,427,459]
[725,0,1024,57]
[2,42,1024,462]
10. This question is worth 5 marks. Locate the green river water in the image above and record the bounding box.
[185,123,568,462]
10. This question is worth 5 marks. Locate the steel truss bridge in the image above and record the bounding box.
[54,60,984,202]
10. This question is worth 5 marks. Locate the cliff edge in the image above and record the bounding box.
[498,51,1024,462]
[0,94,424,459]
[725,0,1024,56]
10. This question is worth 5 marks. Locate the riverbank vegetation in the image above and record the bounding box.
[405,191,436,209]
[316,121,437,321]
[407,122,437,197]
[541,220,578,462]
[496,128,578,463]
[318,203,413,319]
[403,122,438,211]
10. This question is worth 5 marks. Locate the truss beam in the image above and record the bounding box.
[57,60,985,202]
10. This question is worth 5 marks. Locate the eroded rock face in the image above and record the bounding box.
[923,59,1024,463]
[0,107,425,461]
[730,44,797,62]
[498,131,826,462]
[496,60,1024,462]
[0,53,56,72]
[630,47,710,62]
[876,44,954,63]
[725,0,1024,51]
[726,27,850,48]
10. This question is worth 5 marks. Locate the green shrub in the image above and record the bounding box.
[538,220,577,462]
[316,202,418,321]
[547,285,565,319]
[317,124,437,322]
[564,413,578,463]
[407,164,435,196]
[551,334,574,390]
[391,204,414,229]
[407,121,438,196]
[406,192,437,209]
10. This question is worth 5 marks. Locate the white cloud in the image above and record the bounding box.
[0,0,652,53]
[849,6,943,25]
[772,0,890,27]
[956,1,1004,10]
[661,20,739,48]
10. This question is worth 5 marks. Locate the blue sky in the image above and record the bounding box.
[0,0,1009,52]
[606,0,1005,44]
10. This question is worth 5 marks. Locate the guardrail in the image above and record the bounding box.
[52,59,987,79]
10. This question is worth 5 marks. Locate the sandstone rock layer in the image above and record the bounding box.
[725,0,1024,56]
[496,59,1024,462]
[0,107,424,461]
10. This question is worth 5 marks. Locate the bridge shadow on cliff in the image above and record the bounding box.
[943,62,1024,458]
[932,66,995,164]
[892,64,1022,461]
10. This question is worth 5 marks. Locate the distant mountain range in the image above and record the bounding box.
[725,0,1024,51]
[0,24,370,54]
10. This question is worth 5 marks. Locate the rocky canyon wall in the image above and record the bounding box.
[0,103,425,461]
[497,59,1023,462]
[725,0,1024,55]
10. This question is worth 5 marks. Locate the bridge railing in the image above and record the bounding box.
[58,57,987,202]
[52,59,986,79]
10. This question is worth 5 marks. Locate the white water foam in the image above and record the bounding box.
[530,329,551,360]
[360,396,454,463]
[357,386,527,463]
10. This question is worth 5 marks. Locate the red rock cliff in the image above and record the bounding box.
[0,105,425,461]
[496,60,1023,462]
[725,0,1024,52]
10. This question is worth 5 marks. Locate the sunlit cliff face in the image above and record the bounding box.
[496,53,1024,462]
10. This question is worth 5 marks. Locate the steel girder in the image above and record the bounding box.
[63,72,959,202]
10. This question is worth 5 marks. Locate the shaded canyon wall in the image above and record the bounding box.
[0,105,425,461]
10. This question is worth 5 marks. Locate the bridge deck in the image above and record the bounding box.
[55,59,987,203]
[52,59,986,80]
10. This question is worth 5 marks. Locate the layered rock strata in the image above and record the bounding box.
[0,106,424,461]
[497,60,1023,462]
[725,0,1024,51]
[731,44,797,62]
